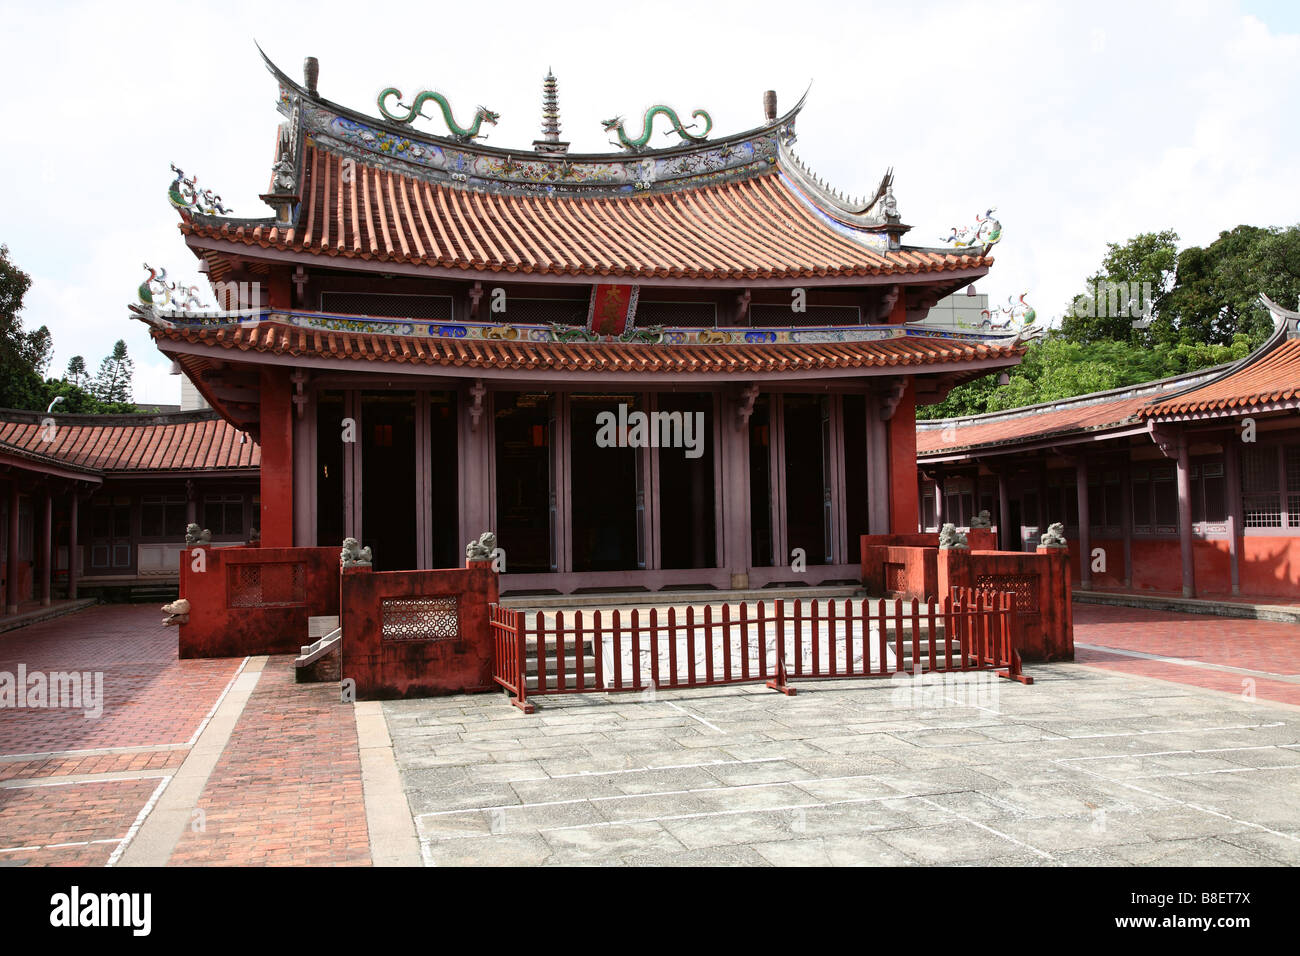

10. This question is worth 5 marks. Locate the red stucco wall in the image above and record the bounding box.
[178,545,339,658]
[340,562,499,700]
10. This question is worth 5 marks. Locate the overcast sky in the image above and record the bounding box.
[2,0,1297,406]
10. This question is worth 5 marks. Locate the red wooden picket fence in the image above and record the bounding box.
[491,589,1029,713]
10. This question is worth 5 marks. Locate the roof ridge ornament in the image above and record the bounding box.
[138,264,210,314]
[942,207,1001,250]
[533,69,569,155]
[980,293,1036,331]
[168,164,231,217]
[602,105,714,152]
[376,87,500,142]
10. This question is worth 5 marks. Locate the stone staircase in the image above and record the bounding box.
[294,615,341,683]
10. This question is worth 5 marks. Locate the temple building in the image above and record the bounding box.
[0,410,257,612]
[134,52,1026,595]
[917,295,1300,601]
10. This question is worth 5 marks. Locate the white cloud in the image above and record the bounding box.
[1,0,1296,385]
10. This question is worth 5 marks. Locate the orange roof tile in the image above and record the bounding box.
[151,320,1022,373]
[182,146,989,281]
[1140,338,1300,418]
[0,412,259,474]
[916,392,1155,455]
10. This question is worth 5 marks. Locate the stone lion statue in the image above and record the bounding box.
[938,523,969,550]
[184,523,211,547]
[1039,522,1068,548]
[340,537,373,568]
[465,531,497,562]
[161,598,190,627]
[969,509,992,529]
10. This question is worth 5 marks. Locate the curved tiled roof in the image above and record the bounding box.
[0,411,259,473]
[151,320,1022,374]
[181,146,989,281]
[1139,338,1300,418]
[918,297,1300,457]
[915,365,1230,457]
[916,393,1156,455]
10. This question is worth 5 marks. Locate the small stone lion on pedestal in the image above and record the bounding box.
[938,523,969,550]
[1039,522,1068,548]
[184,523,211,546]
[340,537,373,568]
[465,532,497,562]
[969,509,992,529]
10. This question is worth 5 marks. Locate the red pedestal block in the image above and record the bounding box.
[340,562,499,700]
[178,546,340,658]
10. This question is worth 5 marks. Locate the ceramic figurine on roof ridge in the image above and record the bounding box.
[942,207,1000,249]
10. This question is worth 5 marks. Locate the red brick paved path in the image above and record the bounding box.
[169,657,370,866]
[1074,603,1300,706]
[1,605,370,867]
[0,604,241,755]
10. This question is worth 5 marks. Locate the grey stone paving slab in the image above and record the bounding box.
[541,822,686,862]
[391,660,1300,866]
[876,823,1033,864]
[1108,837,1281,867]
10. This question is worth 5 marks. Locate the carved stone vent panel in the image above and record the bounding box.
[228,563,307,608]
[382,596,460,642]
[973,574,1039,612]
[883,562,906,595]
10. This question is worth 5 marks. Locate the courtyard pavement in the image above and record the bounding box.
[1,601,1297,866]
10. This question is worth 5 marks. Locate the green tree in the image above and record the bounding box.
[92,339,135,404]
[65,355,87,387]
[40,378,137,415]
[919,332,1254,419]
[1165,224,1300,346]
[1060,230,1179,345]
[0,244,46,410]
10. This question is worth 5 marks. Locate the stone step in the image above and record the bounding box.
[295,626,342,668]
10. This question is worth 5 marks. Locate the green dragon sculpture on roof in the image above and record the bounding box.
[602,105,713,152]
[377,87,500,142]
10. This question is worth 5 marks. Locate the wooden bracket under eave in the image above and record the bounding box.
[468,379,486,431]
[290,369,309,420]
[878,377,907,421]
[735,382,759,431]
[468,281,484,321]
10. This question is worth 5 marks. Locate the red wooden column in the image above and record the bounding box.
[5,480,19,615]
[1223,430,1242,595]
[1120,454,1133,588]
[1174,432,1196,598]
[40,489,52,606]
[933,469,944,528]
[719,388,753,588]
[997,468,1011,550]
[67,492,79,601]
[1076,456,1091,590]
[887,379,918,534]
[259,366,295,547]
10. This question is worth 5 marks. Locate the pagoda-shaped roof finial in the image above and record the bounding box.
[534,68,569,155]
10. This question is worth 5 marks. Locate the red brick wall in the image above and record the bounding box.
[178,546,339,658]
[340,563,499,700]
[1063,536,1298,598]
